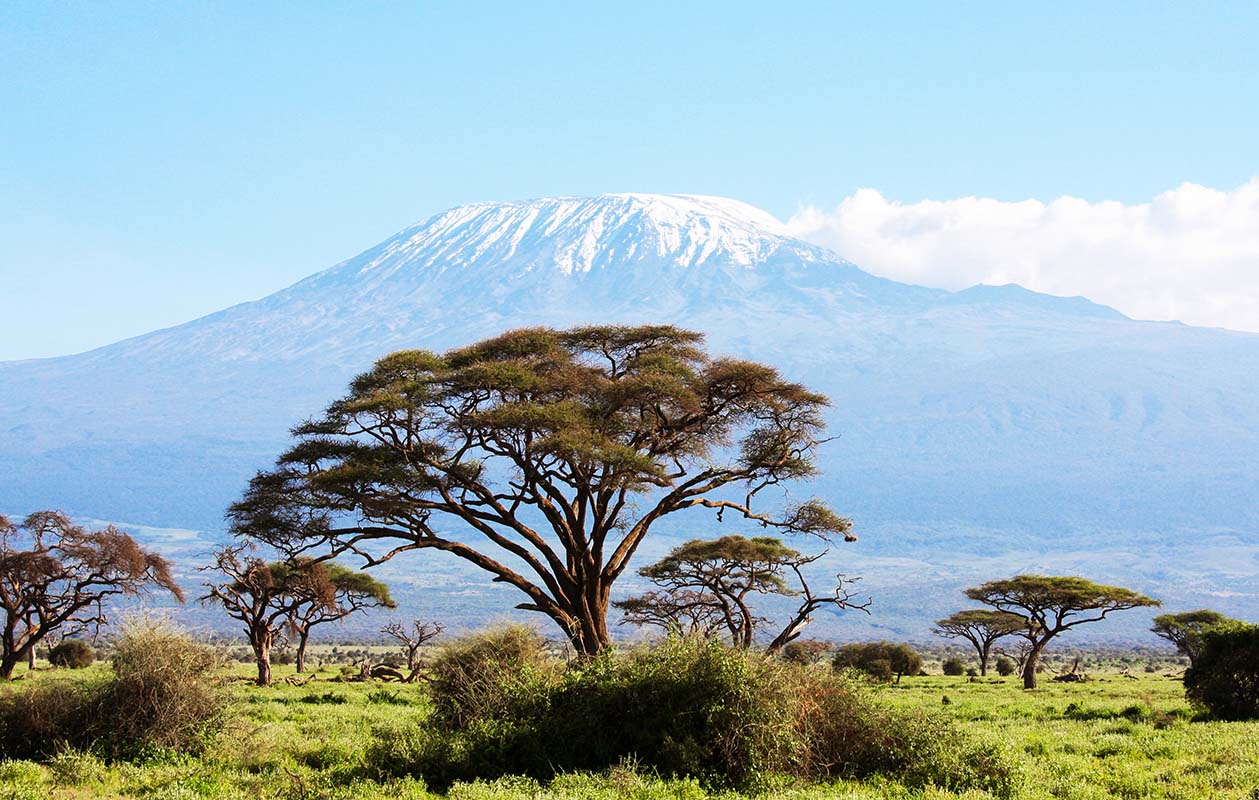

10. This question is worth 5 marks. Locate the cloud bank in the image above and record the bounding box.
[787,180,1259,333]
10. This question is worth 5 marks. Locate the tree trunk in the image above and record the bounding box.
[0,654,16,681]
[27,647,35,671]
[254,640,273,686]
[296,631,309,673]
[979,645,990,676]
[1022,644,1043,689]
[567,593,612,656]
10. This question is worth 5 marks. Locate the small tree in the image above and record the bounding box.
[994,655,1017,677]
[230,326,852,655]
[941,656,966,676]
[933,609,1027,675]
[614,536,868,654]
[201,546,340,685]
[0,511,185,680]
[833,641,922,683]
[1151,609,1233,666]
[965,575,1159,689]
[381,619,445,681]
[1183,622,1259,720]
[281,561,394,672]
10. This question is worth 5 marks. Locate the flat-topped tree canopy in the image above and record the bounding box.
[964,574,1159,688]
[933,609,1028,675]
[230,324,851,654]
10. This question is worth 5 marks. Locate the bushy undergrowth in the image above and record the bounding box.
[0,617,222,760]
[368,634,1016,796]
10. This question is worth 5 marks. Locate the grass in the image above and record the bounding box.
[2,661,1258,799]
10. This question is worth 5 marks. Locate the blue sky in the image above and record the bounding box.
[2,2,1257,359]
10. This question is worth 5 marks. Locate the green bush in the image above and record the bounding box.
[425,625,554,728]
[1184,622,1259,720]
[0,616,222,760]
[942,657,967,676]
[368,636,1017,796]
[832,642,923,683]
[994,655,1017,676]
[48,640,95,669]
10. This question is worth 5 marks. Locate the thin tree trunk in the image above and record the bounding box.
[296,630,309,673]
[27,647,35,671]
[979,645,990,676]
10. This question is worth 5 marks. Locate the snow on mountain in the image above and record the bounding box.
[2,193,1257,637]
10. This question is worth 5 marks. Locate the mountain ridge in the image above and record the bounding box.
[2,192,1256,637]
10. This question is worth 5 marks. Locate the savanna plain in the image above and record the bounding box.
[2,643,1254,800]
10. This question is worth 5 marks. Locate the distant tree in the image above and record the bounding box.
[994,655,1017,677]
[381,619,445,681]
[1151,609,1233,666]
[933,609,1027,675]
[780,638,833,665]
[965,575,1160,689]
[1183,622,1259,720]
[0,511,184,680]
[48,639,95,669]
[201,546,365,685]
[833,641,922,683]
[614,536,868,654]
[281,561,394,672]
[941,656,967,676]
[229,326,852,655]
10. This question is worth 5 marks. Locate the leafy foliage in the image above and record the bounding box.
[1184,621,1259,720]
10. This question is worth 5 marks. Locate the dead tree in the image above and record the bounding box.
[381,619,444,682]
[0,511,184,680]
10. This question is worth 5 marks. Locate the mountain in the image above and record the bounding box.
[3,193,1257,640]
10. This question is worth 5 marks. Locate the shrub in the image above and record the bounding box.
[425,624,553,727]
[0,616,222,760]
[779,639,832,665]
[994,656,1017,676]
[832,642,923,683]
[941,657,967,676]
[369,636,1017,796]
[1184,622,1259,720]
[48,640,95,669]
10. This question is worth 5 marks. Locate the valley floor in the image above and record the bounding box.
[2,666,1256,800]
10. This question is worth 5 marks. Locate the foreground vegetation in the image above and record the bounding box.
[2,644,1258,800]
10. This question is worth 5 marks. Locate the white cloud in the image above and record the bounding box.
[786,180,1259,333]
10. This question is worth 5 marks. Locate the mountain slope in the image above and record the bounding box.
[2,193,1256,636]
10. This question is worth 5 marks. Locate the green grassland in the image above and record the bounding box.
[2,661,1257,800]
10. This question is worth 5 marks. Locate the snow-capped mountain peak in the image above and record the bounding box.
[328,193,817,283]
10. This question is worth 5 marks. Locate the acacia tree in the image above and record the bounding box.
[229,325,852,655]
[965,575,1160,689]
[381,619,444,681]
[933,609,1028,676]
[615,535,868,654]
[1151,609,1233,666]
[282,561,394,672]
[200,546,362,685]
[0,511,185,680]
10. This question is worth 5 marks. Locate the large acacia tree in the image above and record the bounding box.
[230,325,851,654]
[965,575,1159,689]
[0,511,184,680]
